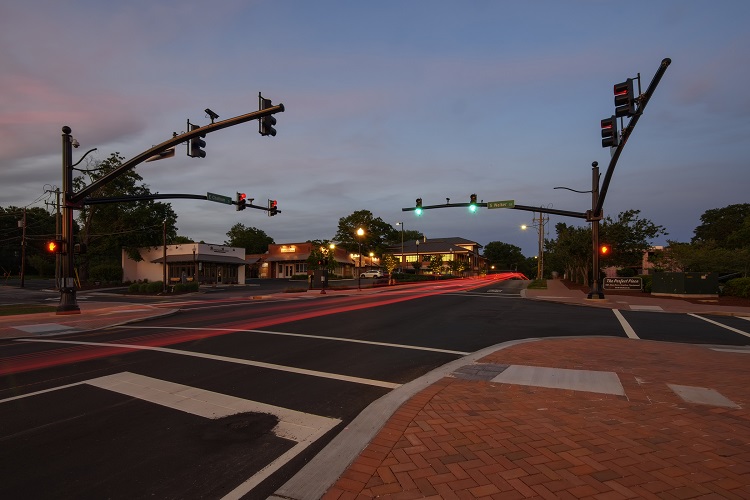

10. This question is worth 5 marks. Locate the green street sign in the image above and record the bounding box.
[206,192,233,205]
[487,200,515,209]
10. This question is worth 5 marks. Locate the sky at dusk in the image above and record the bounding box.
[2,0,749,257]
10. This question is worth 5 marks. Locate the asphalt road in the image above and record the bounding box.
[1,277,748,499]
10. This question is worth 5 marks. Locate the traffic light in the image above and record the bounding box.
[614,78,636,118]
[415,198,423,216]
[47,239,64,254]
[268,199,278,216]
[236,192,247,211]
[259,98,277,137]
[599,244,611,257]
[469,194,478,213]
[189,124,207,158]
[601,116,618,148]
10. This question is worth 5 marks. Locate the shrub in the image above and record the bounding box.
[89,263,123,283]
[640,275,653,293]
[724,277,750,299]
[173,282,200,293]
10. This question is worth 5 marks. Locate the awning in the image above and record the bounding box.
[151,254,248,265]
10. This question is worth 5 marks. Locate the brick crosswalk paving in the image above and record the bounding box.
[323,338,750,499]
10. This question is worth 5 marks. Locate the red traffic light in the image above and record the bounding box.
[614,79,636,117]
[599,244,611,256]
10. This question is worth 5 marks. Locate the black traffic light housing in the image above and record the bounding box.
[189,123,207,158]
[415,198,423,216]
[259,97,277,137]
[236,192,247,211]
[469,193,478,213]
[614,78,636,118]
[601,116,619,148]
[268,199,278,216]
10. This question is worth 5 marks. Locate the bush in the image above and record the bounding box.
[640,275,653,293]
[724,277,750,298]
[128,283,140,293]
[173,282,200,293]
[616,267,637,277]
[89,263,123,283]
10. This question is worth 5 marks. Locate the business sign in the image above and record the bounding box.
[603,277,643,291]
[487,200,515,209]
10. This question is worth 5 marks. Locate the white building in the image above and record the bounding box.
[122,242,246,284]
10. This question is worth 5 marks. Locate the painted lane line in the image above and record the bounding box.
[16,339,401,389]
[118,326,470,356]
[613,309,639,339]
[688,313,750,339]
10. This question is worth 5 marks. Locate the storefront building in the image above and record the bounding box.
[262,242,357,279]
[385,237,488,276]
[122,242,246,284]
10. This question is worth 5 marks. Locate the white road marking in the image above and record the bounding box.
[118,326,471,356]
[613,309,639,339]
[0,372,340,499]
[667,383,740,409]
[16,338,401,389]
[491,365,625,396]
[688,313,750,339]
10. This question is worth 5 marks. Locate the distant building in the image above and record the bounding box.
[385,237,488,276]
[260,242,359,279]
[122,242,246,284]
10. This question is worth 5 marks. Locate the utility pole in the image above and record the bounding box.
[19,209,26,288]
[162,219,167,294]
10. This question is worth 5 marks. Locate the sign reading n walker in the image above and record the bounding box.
[487,200,515,209]
[206,192,233,205]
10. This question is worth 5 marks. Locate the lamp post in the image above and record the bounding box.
[554,161,604,299]
[357,227,364,290]
[415,239,420,275]
[396,222,404,272]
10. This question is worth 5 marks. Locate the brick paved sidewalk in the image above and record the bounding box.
[324,338,750,499]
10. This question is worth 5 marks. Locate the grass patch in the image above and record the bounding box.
[0,304,57,316]
[526,279,548,289]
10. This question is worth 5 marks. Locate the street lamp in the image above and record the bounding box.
[396,222,404,272]
[415,239,420,275]
[357,227,364,290]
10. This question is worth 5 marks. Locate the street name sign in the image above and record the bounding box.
[206,192,232,205]
[487,200,515,209]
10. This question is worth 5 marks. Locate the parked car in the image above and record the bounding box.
[360,270,383,279]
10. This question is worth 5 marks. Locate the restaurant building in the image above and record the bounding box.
[260,242,359,279]
[385,237,488,276]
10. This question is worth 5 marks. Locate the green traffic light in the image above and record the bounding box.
[415,207,423,216]
[469,204,477,213]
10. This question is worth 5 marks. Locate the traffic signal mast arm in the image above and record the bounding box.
[594,57,671,217]
[70,103,285,205]
[83,192,280,214]
[401,201,587,219]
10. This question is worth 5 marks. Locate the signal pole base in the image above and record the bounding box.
[587,283,605,300]
[56,288,81,315]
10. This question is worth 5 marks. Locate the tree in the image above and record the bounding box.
[0,206,58,276]
[599,209,667,268]
[546,223,591,284]
[483,241,525,270]
[381,253,398,275]
[334,210,398,256]
[428,254,444,275]
[73,153,178,282]
[693,204,750,248]
[225,223,274,254]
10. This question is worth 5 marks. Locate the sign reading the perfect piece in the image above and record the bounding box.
[603,277,643,291]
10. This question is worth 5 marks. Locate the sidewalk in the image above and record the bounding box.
[278,281,750,499]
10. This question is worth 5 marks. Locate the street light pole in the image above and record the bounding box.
[357,227,364,290]
[588,162,605,299]
[396,222,404,271]
[57,126,80,314]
